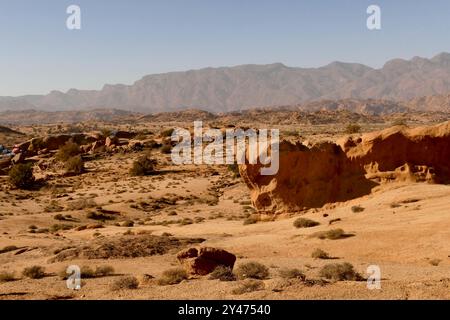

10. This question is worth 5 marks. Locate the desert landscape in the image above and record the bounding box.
[0,96,449,300]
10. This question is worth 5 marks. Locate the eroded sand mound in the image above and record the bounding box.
[240,121,450,212]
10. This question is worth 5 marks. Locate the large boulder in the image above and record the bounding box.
[240,121,450,212]
[177,247,236,275]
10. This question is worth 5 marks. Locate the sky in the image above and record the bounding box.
[1,0,450,96]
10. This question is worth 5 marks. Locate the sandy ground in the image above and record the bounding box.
[0,123,449,300]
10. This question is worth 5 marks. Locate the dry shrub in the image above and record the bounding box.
[22,266,45,279]
[64,156,84,174]
[311,248,331,259]
[312,229,350,240]
[157,268,188,285]
[293,218,320,228]
[130,155,157,176]
[235,262,269,280]
[278,268,305,280]
[9,163,35,189]
[319,262,363,281]
[345,123,361,134]
[55,140,80,162]
[232,279,265,295]
[209,266,236,281]
[0,271,16,283]
[111,276,139,290]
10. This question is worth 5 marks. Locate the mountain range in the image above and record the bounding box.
[3,52,450,113]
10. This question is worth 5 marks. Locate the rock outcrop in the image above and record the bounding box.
[239,121,450,212]
[177,247,237,275]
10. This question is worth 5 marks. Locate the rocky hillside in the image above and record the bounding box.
[4,53,450,113]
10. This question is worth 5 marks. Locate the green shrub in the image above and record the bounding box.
[293,218,320,228]
[235,262,269,280]
[9,163,35,189]
[157,268,188,285]
[319,262,362,281]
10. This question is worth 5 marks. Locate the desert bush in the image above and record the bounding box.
[232,279,265,295]
[160,144,172,154]
[80,266,96,278]
[95,265,115,277]
[243,217,258,225]
[157,268,188,285]
[111,276,139,290]
[160,128,174,137]
[312,228,349,240]
[319,262,362,281]
[345,123,361,134]
[86,211,116,221]
[293,218,320,228]
[235,262,269,280]
[64,156,84,174]
[351,205,365,213]
[55,140,80,162]
[278,268,305,280]
[49,224,74,233]
[130,155,157,176]
[311,248,331,259]
[9,163,35,189]
[67,198,96,211]
[0,271,16,283]
[209,266,236,281]
[22,266,46,279]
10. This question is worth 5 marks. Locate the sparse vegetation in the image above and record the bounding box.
[9,163,35,189]
[278,268,305,280]
[312,228,350,240]
[55,140,81,162]
[232,279,265,295]
[311,248,332,259]
[111,276,139,290]
[209,266,236,281]
[235,262,269,280]
[351,205,365,213]
[0,271,16,283]
[319,262,362,281]
[157,268,188,285]
[130,155,157,176]
[345,123,361,134]
[22,266,46,279]
[293,218,320,228]
[64,156,84,174]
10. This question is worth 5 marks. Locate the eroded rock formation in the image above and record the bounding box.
[239,121,450,212]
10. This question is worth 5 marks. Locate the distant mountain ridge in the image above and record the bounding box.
[3,53,450,113]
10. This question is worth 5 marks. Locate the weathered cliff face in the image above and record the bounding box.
[239,122,450,212]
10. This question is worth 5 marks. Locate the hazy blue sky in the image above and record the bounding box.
[1,0,450,96]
